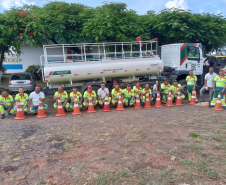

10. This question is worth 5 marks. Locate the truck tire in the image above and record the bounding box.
[178,79,188,95]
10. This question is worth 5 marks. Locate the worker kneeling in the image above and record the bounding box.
[111,84,125,106]
[98,82,111,106]
[11,87,29,115]
[29,87,48,114]
[210,69,226,108]
[70,87,82,109]
[0,90,14,119]
[83,85,98,107]
[161,78,174,103]
[53,86,69,111]
[171,80,185,103]
[142,84,153,104]
[123,84,135,107]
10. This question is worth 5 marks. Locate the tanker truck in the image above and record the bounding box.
[40,39,205,94]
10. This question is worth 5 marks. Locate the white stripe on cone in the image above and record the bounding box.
[168,97,172,100]
[58,105,62,108]
[74,104,79,107]
[156,98,160,100]
[192,96,195,98]
[89,103,93,105]
[177,97,181,99]
[39,106,44,109]
[17,102,21,105]
[136,100,140,102]
[17,108,22,111]
[118,101,122,103]
[105,102,109,105]
[74,98,77,101]
[217,100,221,103]
[146,99,149,101]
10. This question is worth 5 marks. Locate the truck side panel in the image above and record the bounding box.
[161,45,180,69]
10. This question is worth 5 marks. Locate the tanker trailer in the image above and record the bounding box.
[40,40,164,93]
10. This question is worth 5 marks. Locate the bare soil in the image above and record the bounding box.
[0,93,226,185]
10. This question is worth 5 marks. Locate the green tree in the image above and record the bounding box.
[0,8,46,70]
[144,8,226,52]
[31,1,92,44]
[82,2,145,42]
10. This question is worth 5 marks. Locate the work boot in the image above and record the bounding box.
[1,114,5,119]
[24,112,28,115]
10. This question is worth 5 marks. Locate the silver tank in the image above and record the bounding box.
[44,57,163,83]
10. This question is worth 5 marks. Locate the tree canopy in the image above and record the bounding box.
[0,1,226,70]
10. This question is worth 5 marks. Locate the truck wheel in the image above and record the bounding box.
[178,79,188,95]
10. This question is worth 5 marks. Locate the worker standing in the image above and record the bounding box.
[171,80,185,103]
[29,87,48,114]
[83,85,98,107]
[161,78,172,103]
[122,84,135,107]
[210,69,226,108]
[54,86,69,111]
[11,87,29,115]
[0,90,14,119]
[200,67,217,102]
[133,82,143,105]
[97,82,111,106]
[142,84,153,105]
[70,87,82,109]
[186,70,198,103]
[111,84,124,107]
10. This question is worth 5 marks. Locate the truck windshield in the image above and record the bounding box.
[187,46,200,60]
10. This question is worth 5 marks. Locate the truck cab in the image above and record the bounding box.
[160,43,204,91]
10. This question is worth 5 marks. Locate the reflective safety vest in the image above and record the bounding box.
[142,88,152,95]
[15,93,29,105]
[0,95,14,106]
[171,84,182,95]
[161,83,171,94]
[214,75,226,88]
[70,91,82,102]
[111,88,123,99]
[83,90,97,101]
[133,86,142,93]
[123,88,134,98]
[186,75,197,85]
[54,91,68,102]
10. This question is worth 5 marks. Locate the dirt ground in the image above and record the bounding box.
[1,93,226,185]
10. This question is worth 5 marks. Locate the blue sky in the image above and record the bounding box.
[0,0,226,16]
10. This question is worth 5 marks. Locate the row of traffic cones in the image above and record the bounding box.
[12,90,224,120]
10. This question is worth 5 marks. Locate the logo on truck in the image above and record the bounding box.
[3,58,22,63]
[53,70,71,75]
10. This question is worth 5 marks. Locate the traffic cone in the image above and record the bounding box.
[115,94,125,111]
[56,97,66,116]
[174,90,184,106]
[72,95,82,115]
[134,92,143,109]
[143,92,152,108]
[154,91,163,108]
[189,90,196,105]
[15,99,27,120]
[36,98,47,118]
[213,92,224,111]
[102,94,111,112]
[165,90,175,107]
[86,94,96,113]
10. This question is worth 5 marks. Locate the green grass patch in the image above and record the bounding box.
[181,144,205,152]
[189,132,201,138]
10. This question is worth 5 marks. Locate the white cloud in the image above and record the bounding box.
[199,9,203,13]
[0,0,35,9]
[165,0,189,10]
[216,9,222,14]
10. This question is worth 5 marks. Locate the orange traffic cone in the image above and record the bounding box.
[102,94,111,112]
[115,94,125,111]
[143,92,152,108]
[36,98,47,118]
[72,95,82,115]
[86,94,96,113]
[56,97,66,116]
[165,90,175,107]
[134,92,143,109]
[15,99,27,120]
[174,90,184,106]
[189,90,196,105]
[154,91,163,108]
[213,92,224,111]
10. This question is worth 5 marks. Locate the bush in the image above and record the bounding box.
[25,65,42,80]
[0,66,7,73]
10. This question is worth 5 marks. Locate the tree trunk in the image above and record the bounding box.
[0,48,5,70]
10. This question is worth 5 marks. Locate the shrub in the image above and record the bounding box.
[0,66,7,73]
[25,65,42,80]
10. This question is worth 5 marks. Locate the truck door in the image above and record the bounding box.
[186,45,202,75]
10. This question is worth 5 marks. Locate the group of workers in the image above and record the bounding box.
[0,68,225,119]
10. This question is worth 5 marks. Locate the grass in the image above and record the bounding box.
[180,160,219,179]
[181,144,205,153]
[189,132,201,138]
